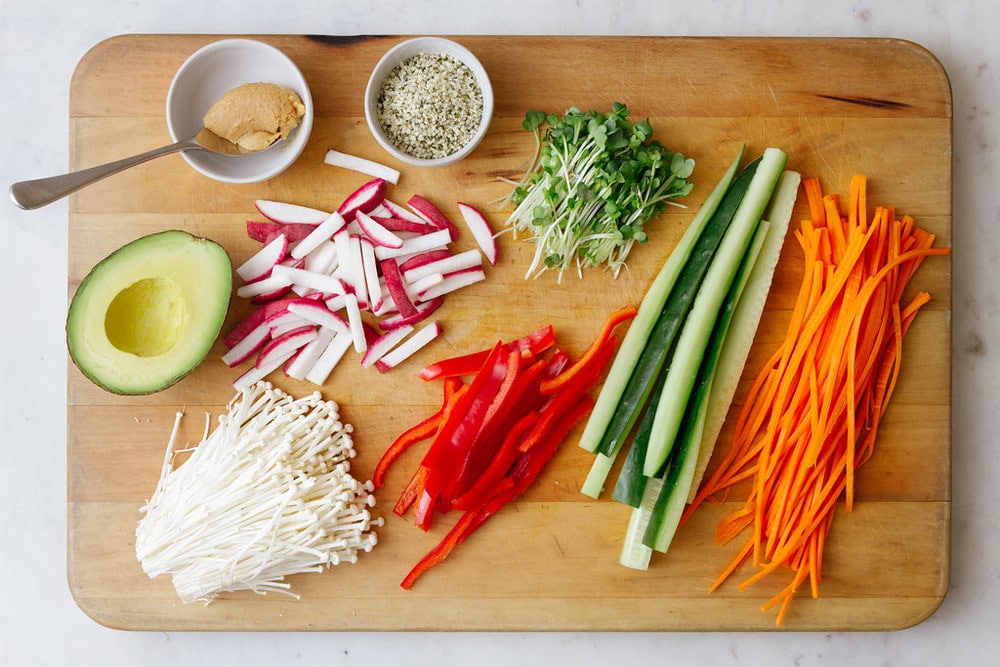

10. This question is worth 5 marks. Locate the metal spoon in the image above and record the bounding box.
[9,127,265,210]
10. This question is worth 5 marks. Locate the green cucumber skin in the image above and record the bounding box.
[643,220,771,552]
[610,369,664,507]
[686,170,803,503]
[594,157,762,459]
[576,147,746,460]
[642,148,787,477]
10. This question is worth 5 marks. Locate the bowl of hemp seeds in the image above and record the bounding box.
[364,37,493,167]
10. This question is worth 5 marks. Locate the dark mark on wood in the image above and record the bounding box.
[818,94,910,109]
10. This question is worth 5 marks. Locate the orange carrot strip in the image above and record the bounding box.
[684,174,949,626]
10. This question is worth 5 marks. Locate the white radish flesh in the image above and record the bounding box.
[255,199,331,225]
[457,202,499,266]
[236,233,288,282]
[324,149,401,185]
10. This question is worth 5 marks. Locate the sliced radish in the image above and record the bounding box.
[303,239,339,275]
[255,200,331,225]
[256,327,318,370]
[457,201,499,266]
[290,212,347,260]
[379,297,443,330]
[246,220,318,244]
[418,267,486,301]
[381,258,418,318]
[355,210,404,249]
[348,234,369,308]
[236,233,288,282]
[305,330,354,385]
[374,227,452,261]
[285,327,337,381]
[360,325,415,368]
[221,320,271,367]
[371,215,436,235]
[286,300,350,334]
[375,321,442,372]
[324,149,401,185]
[337,178,387,222]
[342,293,367,353]
[223,295,321,348]
[399,248,453,273]
[407,194,458,239]
[324,293,348,312]
[384,199,432,226]
[267,310,313,337]
[271,264,348,297]
[360,238,384,313]
[406,272,444,298]
[236,272,293,300]
[402,248,482,283]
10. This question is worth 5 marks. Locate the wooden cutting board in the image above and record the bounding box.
[66,34,952,632]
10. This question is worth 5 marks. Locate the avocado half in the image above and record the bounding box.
[67,230,233,395]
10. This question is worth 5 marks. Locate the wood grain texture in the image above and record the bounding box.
[67,34,952,631]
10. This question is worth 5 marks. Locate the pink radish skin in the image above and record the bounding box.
[406,194,458,239]
[355,211,405,249]
[381,258,418,318]
[360,325,415,368]
[399,249,453,272]
[379,297,443,330]
[371,215,435,234]
[374,227,452,261]
[337,178,388,222]
[457,201,499,266]
[236,273,293,301]
[255,200,331,225]
[255,326,318,370]
[236,233,288,282]
[360,237,384,313]
[384,199,432,226]
[403,248,482,283]
[223,295,322,348]
[286,300,351,335]
[246,220,318,244]
[221,320,272,367]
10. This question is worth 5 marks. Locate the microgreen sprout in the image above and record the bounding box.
[503,103,695,281]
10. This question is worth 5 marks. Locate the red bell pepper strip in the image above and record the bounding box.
[400,397,595,589]
[539,304,636,395]
[520,333,618,453]
[399,478,517,590]
[442,349,524,502]
[415,325,557,381]
[450,410,540,511]
[393,464,429,516]
[372,377,463,489]
[412,342,508,526]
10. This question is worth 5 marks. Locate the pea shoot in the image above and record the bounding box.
[503,103,695,281]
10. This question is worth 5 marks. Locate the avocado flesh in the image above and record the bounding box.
[67,230,233,395]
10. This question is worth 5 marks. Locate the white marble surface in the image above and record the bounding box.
[2,1,996,665]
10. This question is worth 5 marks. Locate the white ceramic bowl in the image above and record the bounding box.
[166,39,313,184]
[364,37,493,168]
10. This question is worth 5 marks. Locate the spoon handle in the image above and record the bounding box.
[9,137,199,210]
